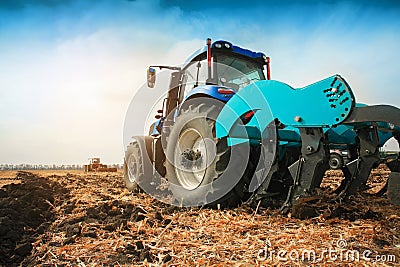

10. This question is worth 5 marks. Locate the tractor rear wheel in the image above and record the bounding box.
[165,101,256,207]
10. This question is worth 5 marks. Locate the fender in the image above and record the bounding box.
[216,75,354,142]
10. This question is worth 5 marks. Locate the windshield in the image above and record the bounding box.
[181,53,265,98]
[215,53,265,90]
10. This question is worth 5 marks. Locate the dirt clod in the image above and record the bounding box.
[14,243,32,256]
[0,172,69,266]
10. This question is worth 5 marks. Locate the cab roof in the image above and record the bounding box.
[183,40,267,68]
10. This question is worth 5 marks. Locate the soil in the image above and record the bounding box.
[0,167,399,266]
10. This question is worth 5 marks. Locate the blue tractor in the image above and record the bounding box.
[124,38,400,208]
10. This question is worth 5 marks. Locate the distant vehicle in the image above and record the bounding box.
[329,149,348,170]
[84,158,117,172]
[329,147,400,170]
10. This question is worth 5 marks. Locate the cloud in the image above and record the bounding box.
[0,0,400,163]
[160,0,400,11]
[0,0,200,164]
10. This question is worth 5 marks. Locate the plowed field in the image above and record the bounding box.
[0,167,399,266]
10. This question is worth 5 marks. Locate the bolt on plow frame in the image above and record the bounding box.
[124,38,400,209]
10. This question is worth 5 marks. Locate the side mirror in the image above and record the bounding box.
[147,67,156,88]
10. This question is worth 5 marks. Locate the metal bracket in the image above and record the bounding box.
[281,128,329,210]
[246,161,279,205]
[376,134,400,197]
[246,125,280,205]
[386,132,400,172]
[337,126,380,197]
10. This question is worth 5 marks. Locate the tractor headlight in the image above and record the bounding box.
[215,43,222,48]
[224,43,230,48]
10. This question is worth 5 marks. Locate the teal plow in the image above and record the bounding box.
[216,74,400,208]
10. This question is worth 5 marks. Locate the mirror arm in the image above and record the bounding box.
[149,65,181,71]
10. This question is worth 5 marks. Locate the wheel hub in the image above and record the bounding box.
[181,149,203,168]
[174,128,216,190]
[127,154,139,183]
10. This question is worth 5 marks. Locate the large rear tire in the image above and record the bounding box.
[165,101,256,207]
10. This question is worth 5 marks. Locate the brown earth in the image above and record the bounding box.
[0,167,399,266]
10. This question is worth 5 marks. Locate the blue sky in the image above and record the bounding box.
[0,0,400,164]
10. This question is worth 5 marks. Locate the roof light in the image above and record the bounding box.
[215,43,222,48]
[224,43,230,48]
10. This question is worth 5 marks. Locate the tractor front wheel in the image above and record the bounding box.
[124,136,154,193]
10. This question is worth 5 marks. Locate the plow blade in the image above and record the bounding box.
[335,105,400,200]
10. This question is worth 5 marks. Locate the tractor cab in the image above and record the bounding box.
[146,39,270,136]
[181,40,269,95]
[146,39,270,121]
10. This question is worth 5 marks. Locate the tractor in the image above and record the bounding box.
[84,158,117,172]
[124,38,400,209]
